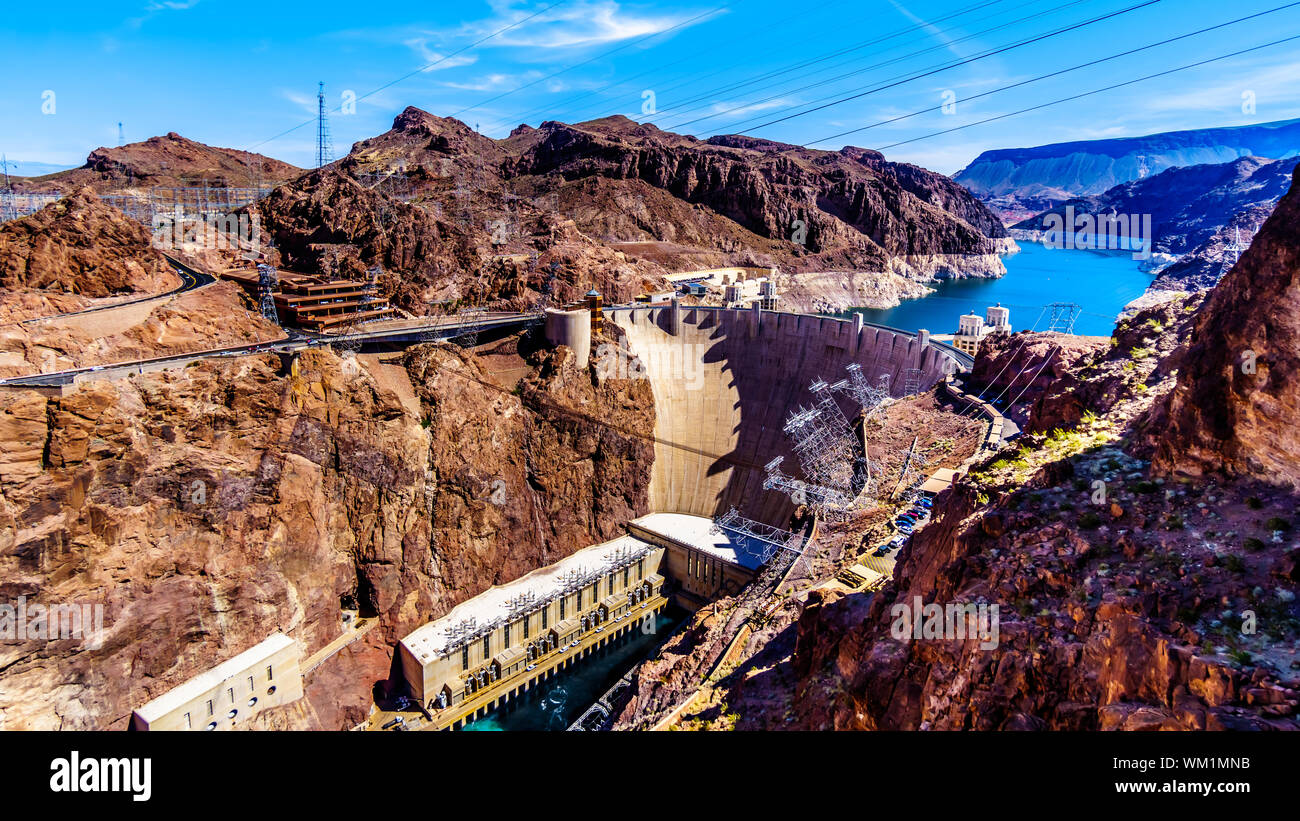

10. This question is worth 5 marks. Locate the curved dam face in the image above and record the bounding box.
[609,305,958,524]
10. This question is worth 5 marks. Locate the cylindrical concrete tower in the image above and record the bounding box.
[544,307,591,364]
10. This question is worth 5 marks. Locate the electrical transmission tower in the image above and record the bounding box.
[362,265,383,313]
[1225,225,1248,271]
[784,404,855,491]
[454,307,487,348]
[903,368,922,396]
[712,507,806,567]
[256,264,280,325]
[315,81,333,168]
[0,155,14,223]
[762,457,853,521]
[829,363,890,416]
[1045,303,1082,335]
[890,435,929,499]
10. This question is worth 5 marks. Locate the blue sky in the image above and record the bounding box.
[2,0,1298,176]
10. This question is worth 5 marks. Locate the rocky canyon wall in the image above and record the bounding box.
[0,334,653,730]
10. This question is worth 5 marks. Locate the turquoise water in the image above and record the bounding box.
[845,241,1155,338]
[461,606,686,732]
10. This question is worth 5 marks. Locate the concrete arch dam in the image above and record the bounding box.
[609,305,959,525]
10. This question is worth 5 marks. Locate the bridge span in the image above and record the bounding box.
[0,302,970,396]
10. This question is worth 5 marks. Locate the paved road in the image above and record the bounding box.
[2,302,969,390]
[18,254,215,326]
[0,312,542,388]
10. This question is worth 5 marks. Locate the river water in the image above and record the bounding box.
[845,241,1155,338]
[462,606,687,732]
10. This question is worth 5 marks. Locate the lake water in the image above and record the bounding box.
[844,241,1155,338]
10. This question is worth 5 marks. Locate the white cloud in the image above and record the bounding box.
[279,89,320,117]
[1136,57,1300,116]
[456,1,716,51]
[403,37,480,71]
[702,98,798,120]
[441,71,544,92]
[886,0,965,60]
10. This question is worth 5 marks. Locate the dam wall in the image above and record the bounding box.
[610,306,958,524]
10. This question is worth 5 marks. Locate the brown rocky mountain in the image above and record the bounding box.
[1014,156,1297,258]
[253,107,1010,313]
[0,187,178,299]
[251,165,666,314]
[1152,164,1300,486]
[967,292,1205,435]
[11,132,301,194]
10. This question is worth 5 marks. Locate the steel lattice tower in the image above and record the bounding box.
[315,82,332,169]
[903,368,922,396]
[1046,302,1082,334]
[830,363,890,415]
[256,264,280,325]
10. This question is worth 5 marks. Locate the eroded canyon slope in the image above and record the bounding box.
[759,168,1300,731]
[0,188,179,302]
[0,331,655,730]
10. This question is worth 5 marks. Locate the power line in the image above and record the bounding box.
[971,306,1046,401]
[448,4,734,121]
[803,1,1300,147]
[657,0,1085,132]
[485,0,843,131]
[869,32,1300,151]
[983,327,1064,410]
[245,1,569,153]
[731,0,1163,136]
[945,306,1045,420]
[644,0,1019,125]
[1000,344,1060,415]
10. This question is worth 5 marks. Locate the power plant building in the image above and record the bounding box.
[396,512,769,730]
[130,632,303,731]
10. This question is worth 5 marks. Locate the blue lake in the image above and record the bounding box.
[843,241,1156,338]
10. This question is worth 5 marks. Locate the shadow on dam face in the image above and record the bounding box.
[611,306,956,525]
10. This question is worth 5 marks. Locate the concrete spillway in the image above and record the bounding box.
[609,305,959,524]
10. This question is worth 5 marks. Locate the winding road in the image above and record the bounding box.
[17,254,215,327]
